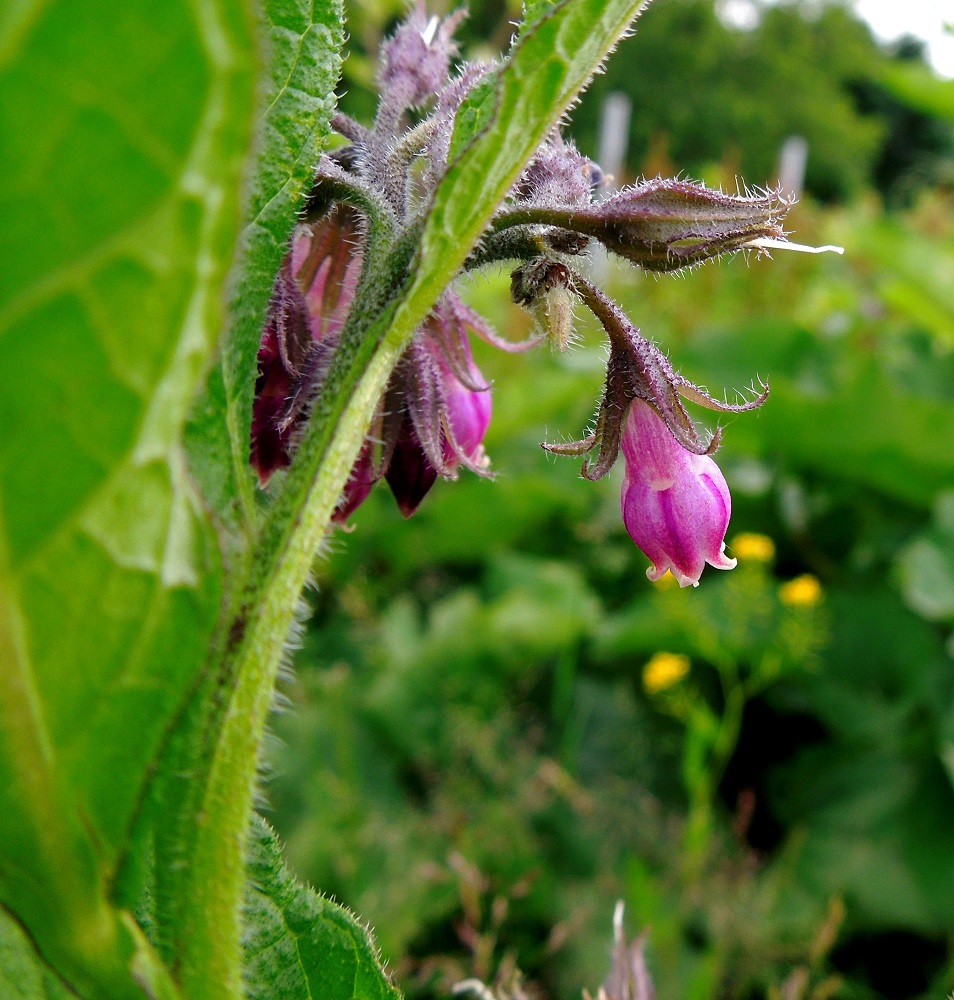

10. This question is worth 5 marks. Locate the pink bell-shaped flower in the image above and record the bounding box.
[620,400,737,588]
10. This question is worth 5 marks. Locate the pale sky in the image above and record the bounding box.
[853,0,954,77]
[719,0,954,77]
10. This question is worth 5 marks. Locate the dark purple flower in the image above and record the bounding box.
[620,400,736,587]
[384,424,441,518]
[251,205,364,486]
[334,441,378,524]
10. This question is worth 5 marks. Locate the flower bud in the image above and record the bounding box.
[510,258,575,351]
[585,178,789,272]
[379,7,463,113]
[514,135,599,207]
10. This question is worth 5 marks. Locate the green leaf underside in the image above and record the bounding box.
[0,0,258,995]
[244,816,401,1000]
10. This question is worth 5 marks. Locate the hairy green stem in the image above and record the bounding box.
[173,217,412,999]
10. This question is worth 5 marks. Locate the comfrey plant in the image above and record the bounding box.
[252,4,840,587]
[0,2,844,999]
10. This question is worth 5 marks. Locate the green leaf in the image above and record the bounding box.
[880,62,954,122]
[243,816,401,1000]
[896,491,954,622]
[772,749,954,934]
[858,217,954,350]
[0,0,258,994]
[0,906,79,1000]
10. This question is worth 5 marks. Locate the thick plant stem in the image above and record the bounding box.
[175,344,406,997]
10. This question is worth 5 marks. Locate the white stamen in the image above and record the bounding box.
[746,237,845,255]
[421,15,439,46]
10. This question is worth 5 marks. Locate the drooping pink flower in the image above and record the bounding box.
[433,321,492,464]
[620,400,736,588]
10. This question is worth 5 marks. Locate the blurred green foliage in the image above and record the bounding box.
[264,184,954,1000]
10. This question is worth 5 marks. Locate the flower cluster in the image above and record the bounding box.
[252,4,838,584]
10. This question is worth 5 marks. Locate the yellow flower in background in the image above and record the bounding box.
[779,573,823,607]
[643,652,690,694]
[732,532,776,563]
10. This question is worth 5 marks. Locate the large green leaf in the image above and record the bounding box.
[0,0,258,994]
[243,816,401,1000]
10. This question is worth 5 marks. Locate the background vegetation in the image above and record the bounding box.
[263,3,954,999]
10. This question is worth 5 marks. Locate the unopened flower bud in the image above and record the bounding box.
[515,134,599,207]
[591,178,790,271]
[379,7,463,112]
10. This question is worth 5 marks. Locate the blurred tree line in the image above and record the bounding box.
[570,0,953,203]
[339,0,954,205]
